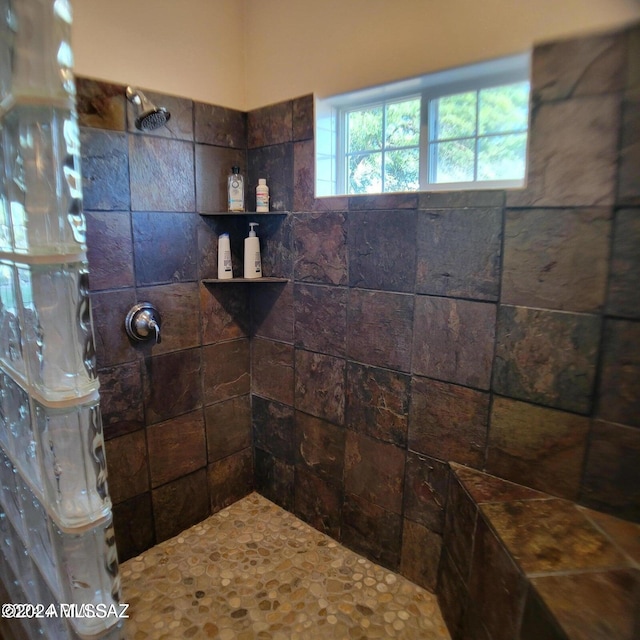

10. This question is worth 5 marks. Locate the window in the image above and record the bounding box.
[316,53,530,196]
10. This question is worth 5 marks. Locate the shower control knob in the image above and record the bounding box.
[125,302,162,344]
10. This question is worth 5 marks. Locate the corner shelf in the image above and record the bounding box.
[199,211,289,216]
[202,277,288,284]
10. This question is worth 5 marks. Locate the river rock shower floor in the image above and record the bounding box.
[120,493,450,640]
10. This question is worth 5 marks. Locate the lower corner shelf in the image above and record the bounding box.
[201,277,289,284]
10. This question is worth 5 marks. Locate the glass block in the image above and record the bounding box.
[17,260,99,402]
[0,138,13,252]
[36,397,111,528]
[0,261,26,379]
[0,447,24,536]
[2,105,86,255]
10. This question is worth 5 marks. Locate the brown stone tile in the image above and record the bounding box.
[467,516,528,640]
[295,411,345,484]
[247,143,294,212]
[195,144,247,213]
[487,397,590,501]
[129,136,195,211]
[409,377,489,467]
[98,361,144,440]
[597,319,640,427]
[85,211,134,291]
[349,193,418,210]
[506,95,620,207]
[460,605,494,640]
[312,195,350,212]
[580,420,640,522]
[400,519,442,592]
[202,339,250,404]
[293,211,347,285]
[293,140,315,212]
[294,349,345,425]
[618,90,640,204]
[493,305,601,414]
[205,395,251,463]
[76,77,126,130]
[519,586,568,640]
[341,492,403,570]
[531,570,639,640]
[200,282,249,344]
[502,208,611,313]
[346,362,410,447]
[403,452,449,534]
[254,214,293,279]
[147,410,206,488]
[416,208,502,301]
[126,91,193,141]
[293,467,342,539]
[252,281,294,342]
[437,549,469,640]
[254,448,295,511]
[413,296,496,390]
[294,283,347,356]
[292,94,314,142]
[152,469,210,543]
[579,507,640,565]
[248,101,293,148]
[607,209,640,319]
[112,492,155,562]
[207,448,253,513]
[194,102,247,149]
[348,210,417,293]
[481,499,627,574]
[251,338,294,405]
[105,430,149,504]
[443,475,478,582]
[344,431,405,514]
[419,190,505,209]
[348,289,414,372]
[142,349,202,424]
[252,396,295,463]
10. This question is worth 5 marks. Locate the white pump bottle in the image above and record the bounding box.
[244,223,262,279]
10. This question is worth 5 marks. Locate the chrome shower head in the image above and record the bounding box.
[126,86,171,132]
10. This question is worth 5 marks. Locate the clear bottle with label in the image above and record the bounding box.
[227,166,244,212]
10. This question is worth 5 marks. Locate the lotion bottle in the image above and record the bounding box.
[256,178,269,212]
[217,233,233,279]
[243,223,262,279]
[228,166,245,212]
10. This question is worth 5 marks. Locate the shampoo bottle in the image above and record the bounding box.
[228,166,245,212]
[217,233,233,279]
[243,223,262,279]
[256,178,269,212]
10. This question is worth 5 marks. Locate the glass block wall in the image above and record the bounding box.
[0,1,122,638]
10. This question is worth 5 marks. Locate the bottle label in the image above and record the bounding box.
[223,251,232,272]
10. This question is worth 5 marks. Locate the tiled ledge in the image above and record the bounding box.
[438,463,639,640]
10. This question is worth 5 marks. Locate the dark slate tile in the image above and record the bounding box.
[255,212,293,279]
[313,195,350,212]
[91,288,138,368]
[345,362,410,447]
[597,319,640,427]
[419,190,505,209]
[199,282,250,344]
[412,296,496,390]
[293,139,315,212]
[129,136,195,211]
[618,90,640,204]
[581,420,640,522]
[403,451,449,534]
[294,283,347,356]
[416,208,502,301]
[607,209,640,319]
[293,211,347,285]
[152,468,210,543]
[493,305,601,414]
[503,208,611,312]
[294,349,345,425]
[202,339,250,405]
[147,410,206,488]
[248,100,293,148]
[251,338,294,405]
[196,215,223,280]
[205,395,251,463]
[80,129,130,210]
[194,102,247,148]
[531,31,625,103]
[85,211,134,291]
[76,77,126,131]
[252,396,295,463]
[341,492,403,571]
[195,144,247,213]
[348,193,418,210]
[112,492,155,562]
[409,377,489,468]
[400,519,442,593]
[293,468,342,539]
[207,447,253,513]
[347,289,414,372]
[295,411,345,484]
[293,95,314,142]
[519,585,569,640]
[142,349,202,424]
[437,550,469,640]
[105,430,149,504]
[487,397,590,501]
[460,605,494,640]
[98,362,144,440]
[254,448,295,511]
[348,210,417,293]
[506,95,620,208]
[344,431,405,514]
[252,281,294,342]
[247,143,294,212]
[126,90,193,140]
[467,516,528,640]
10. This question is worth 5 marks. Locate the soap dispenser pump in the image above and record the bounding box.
[244,222,262,279]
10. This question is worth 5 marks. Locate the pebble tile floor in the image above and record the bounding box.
[121,493,450,640]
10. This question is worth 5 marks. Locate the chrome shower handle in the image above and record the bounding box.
[125,303,162,344]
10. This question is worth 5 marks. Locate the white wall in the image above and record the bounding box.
[73,0,640,111]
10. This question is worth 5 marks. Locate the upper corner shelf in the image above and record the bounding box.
[201,277,288,284]
[199,211,290,216]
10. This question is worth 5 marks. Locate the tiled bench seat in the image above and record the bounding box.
[438,463,639,640]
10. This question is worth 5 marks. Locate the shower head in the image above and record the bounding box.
[125,86,171,132]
